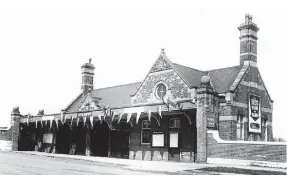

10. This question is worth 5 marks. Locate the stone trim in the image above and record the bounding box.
[208,130,286,145]
[266,122,272,126]
[240,52,257,57]
[243,60,257,67]
[262,107,272,113]
[219,116,237,121]
[232,101,248,108]
[240,81,264,90]
[229,65,249,92]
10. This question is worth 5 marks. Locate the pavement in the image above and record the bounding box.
[1,151,286,175]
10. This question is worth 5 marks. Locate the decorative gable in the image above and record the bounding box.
[131,50,195,105]
[149,56,172,73]
[79,92,101,111]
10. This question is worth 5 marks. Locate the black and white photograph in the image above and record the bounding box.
[0,0,286,175]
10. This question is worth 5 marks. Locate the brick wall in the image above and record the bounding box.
[0,127,12,141]
[207,131,286,163]
[129,112,196,162]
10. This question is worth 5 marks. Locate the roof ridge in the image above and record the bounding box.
[94,82,142,90]
[173,62,206,73]
[206,65,241,72]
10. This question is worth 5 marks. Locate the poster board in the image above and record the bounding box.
[248,94,261,133]
[43,133,53,144]
[169,132,179,148]
[152,132,164,147]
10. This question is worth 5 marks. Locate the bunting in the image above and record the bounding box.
[77,117,80,127]
[55,120,58,129]
[41,120,43,127]
[147,110,151,121]
[158,106,162,118]
[83,116,87,125]
[35,120,37,128]
[136,112,141,124]
[71,116,74,126]
[118,113,123,123]
[26,116,29,126]
[127,113,132,123]
[98,112,102,121]
[90,116,94,128]
[50,119,53,129]
[45,120,48,126]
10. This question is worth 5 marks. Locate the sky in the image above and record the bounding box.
[0,0,286,140]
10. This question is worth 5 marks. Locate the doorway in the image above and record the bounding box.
[90,121,109,157]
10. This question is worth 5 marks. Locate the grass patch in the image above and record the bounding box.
[194,167,286,175]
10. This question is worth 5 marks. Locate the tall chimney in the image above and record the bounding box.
[238,14,260,66]
[81,58,95,95]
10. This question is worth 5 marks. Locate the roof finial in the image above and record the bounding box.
[161,48,165,53]
[89,58,92,64]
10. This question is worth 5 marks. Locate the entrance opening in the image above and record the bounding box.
[90,121,109,157]
[110,121,131,159]
[18,124,35,151]
[75,122,86,155]
[56,123,71,154]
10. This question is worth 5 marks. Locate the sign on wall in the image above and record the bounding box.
[43,133,53,144]
[152,132,164,147]
[248,94,261,133]
[169,132,179,148]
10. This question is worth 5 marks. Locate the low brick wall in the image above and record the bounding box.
[207,130,286,163]
[0,140,12,151]
[0,126,12,141]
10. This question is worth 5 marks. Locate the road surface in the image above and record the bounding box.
[0,152,176,175]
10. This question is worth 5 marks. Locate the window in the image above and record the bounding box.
[237,115,244,140]
[169,118,180,128]
[156,83,167,99]
[141,120,151,144]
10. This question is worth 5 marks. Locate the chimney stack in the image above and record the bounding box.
[81,58,95,95]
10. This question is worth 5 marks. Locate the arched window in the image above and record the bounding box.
[141,120,151,144]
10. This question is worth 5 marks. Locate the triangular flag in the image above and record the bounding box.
[90,116,93,128]
[64,115,67,123]
[98,112,102,121]
[118,113,123,123]
[71,116,74,126]
[50,120,53,129]
[77,118,80,127]
[27,117,29,126]
[148,110,151,122]
[127,113,132,123]
[158,106,162,118]
[136,112,141,124]
[35,120,37,128]
[103,111,106,121]
[45,120,48,126]
[41,120,43,127]
[84,116,87,125]
[55,120,58,129]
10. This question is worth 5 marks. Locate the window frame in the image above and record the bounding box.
[141,120,151,145]
[169,118,180,129]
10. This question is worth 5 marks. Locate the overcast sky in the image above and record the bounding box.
[0,0,286,140]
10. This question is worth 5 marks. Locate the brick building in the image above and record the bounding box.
[3,14,285,163]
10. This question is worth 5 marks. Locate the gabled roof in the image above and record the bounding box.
[65,82,141,111]
[171,63,241,93]
[91,82,141,108]
[207,65,241,93]
[172,63,207,88]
